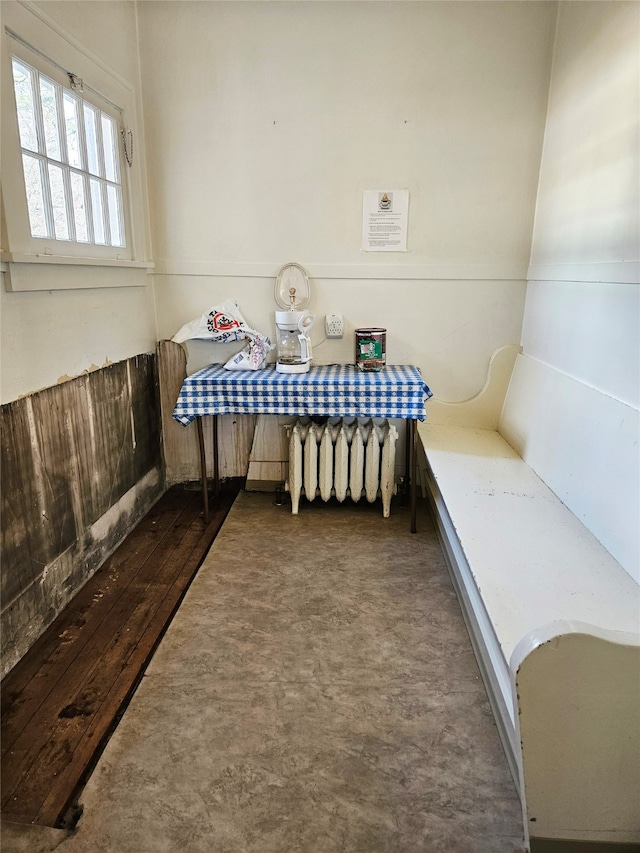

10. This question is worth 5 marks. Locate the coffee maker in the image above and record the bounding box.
[274,263,315,374]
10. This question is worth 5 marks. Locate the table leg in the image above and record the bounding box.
[410,419,417,534]
[196,416,209,524]
[405,419,411,493]
[212,414,220,498]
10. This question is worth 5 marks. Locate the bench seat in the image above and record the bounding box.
[419,423,639,667]
[418,356,640,847]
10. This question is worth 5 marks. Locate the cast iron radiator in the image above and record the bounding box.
[285,418,398,516]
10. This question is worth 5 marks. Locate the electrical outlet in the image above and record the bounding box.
[325,313,344,338]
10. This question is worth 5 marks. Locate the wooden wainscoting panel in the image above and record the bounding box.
[0,401,42,609]
[246,414,296,485]
[157,340,257,483]
[215,414,257,478]
[157,340,197,485]
[1,355,162,678]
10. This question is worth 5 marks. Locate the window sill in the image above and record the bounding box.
[3,253,154,291]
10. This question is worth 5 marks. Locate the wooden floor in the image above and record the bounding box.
[1,482,242,830]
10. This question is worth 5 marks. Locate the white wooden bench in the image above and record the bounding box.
[418,347,640,850]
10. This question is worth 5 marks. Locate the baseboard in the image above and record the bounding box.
[531,839,640,853]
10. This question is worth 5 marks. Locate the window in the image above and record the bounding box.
[12,56,126,250]
[1,2,152,289]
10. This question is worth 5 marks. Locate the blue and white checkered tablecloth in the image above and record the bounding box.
[173,363,432,426]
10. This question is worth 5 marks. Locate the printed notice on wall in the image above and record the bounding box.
[362,190,409,252]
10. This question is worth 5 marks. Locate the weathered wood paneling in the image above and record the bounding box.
[157,340,256,483]
[157,340,197,485]
[1,355,163,677]
[245,414,297,489]
[1,404,41,608]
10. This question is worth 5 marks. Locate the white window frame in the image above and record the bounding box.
[1,2,152,289]
[9,42,130,258]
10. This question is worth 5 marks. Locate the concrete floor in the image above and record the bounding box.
[1,492,525,853]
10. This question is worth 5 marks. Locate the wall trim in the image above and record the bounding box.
[527,260,639,285]
[153,259,528,281]
[4,260,153,291]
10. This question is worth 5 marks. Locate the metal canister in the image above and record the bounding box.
[355,328,386,371]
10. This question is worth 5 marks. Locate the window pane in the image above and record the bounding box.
[12,59,38,152]
[70,171,89,242]
[22,153,49,237]
[47,163,69,240]
[101,114,118,183]
[84,104,100,176]
[106,184,124,247]
[90,178,106,244]
[63,92,82,169]
[13,56,128,253]
[40,77,62,161]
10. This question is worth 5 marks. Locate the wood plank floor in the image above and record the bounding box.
[1,482,242,830]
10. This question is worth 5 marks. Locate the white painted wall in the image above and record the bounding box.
[522,280,638,408]
[528,2,639,277]
[515,1,640,581]
[0,0,156,404]
[154,275,526,403]
[140,1,556,402]
[2,1,556,404]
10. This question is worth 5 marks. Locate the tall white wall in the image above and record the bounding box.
[525,0,639,404]
[0,1,156,404]
[140,1,556,402]
[513,1,640,579]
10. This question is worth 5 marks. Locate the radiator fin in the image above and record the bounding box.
[303,423,318,505]
[334,424,350,503]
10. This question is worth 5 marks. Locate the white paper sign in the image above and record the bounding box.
[362,190,409,252]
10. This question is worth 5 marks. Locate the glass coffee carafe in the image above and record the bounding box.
[274,310,315,374]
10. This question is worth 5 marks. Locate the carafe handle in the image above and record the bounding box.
[297,313,314,363]
[298,313,315,334]
[297,333,312,363]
